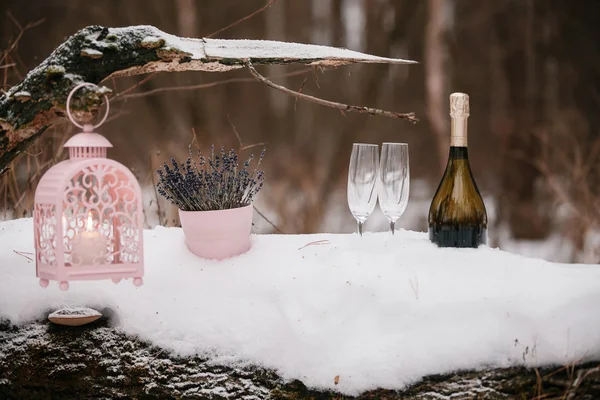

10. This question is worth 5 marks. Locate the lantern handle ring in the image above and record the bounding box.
[66,83,110,131]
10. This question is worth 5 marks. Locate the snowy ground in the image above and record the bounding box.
[1,217,599,396]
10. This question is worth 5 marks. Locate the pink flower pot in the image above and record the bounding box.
[178,204,253,260]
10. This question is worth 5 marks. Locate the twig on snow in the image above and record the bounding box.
[13,250,34,262]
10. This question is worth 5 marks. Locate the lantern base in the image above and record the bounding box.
[35,263,144,290]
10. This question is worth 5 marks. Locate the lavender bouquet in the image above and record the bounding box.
[157,145,266,212]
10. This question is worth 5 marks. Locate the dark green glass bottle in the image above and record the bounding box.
[428,93,487,248]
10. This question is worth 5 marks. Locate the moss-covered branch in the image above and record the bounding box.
[0,25,416,175]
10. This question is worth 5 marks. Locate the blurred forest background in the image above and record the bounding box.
[1,0,599,263]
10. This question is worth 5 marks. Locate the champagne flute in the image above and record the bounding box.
[347,143,379,236]
[378,142,410,234]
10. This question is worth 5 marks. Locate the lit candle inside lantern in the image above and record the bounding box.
[74,212,106,266]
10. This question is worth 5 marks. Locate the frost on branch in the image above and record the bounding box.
[0,25,416,174]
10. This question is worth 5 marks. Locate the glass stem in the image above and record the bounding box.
[357,221,364,236]
[390,220,395,235]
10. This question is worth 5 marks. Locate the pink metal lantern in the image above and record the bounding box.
[34,83,144,291]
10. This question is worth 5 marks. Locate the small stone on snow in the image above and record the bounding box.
[48,307,102,326]
[49,307,101,318]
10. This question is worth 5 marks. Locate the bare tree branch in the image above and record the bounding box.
[112,72,158,99]
[0,17,45,65]
[118,68,312,100]
[425,0,448,172]
[206,0,279,38]
[254,206,285,234]
[247,62,419,123]
[0,24,416,174]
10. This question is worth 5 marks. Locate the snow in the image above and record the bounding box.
[1,217,599,396]
[202,38,416,65]
[109,25,416,66]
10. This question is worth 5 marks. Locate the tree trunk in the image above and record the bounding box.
[425,0,448,175]
[497,0,550,240]
[175,0,198,38]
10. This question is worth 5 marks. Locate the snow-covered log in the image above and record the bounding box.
[0,25,416,174]
[0,319,598,399]
[1,218,600,398]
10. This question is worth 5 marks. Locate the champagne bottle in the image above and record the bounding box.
[428,93,487,248]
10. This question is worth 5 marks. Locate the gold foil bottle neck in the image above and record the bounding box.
[450,92,469,146]
[450,92,470,119]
